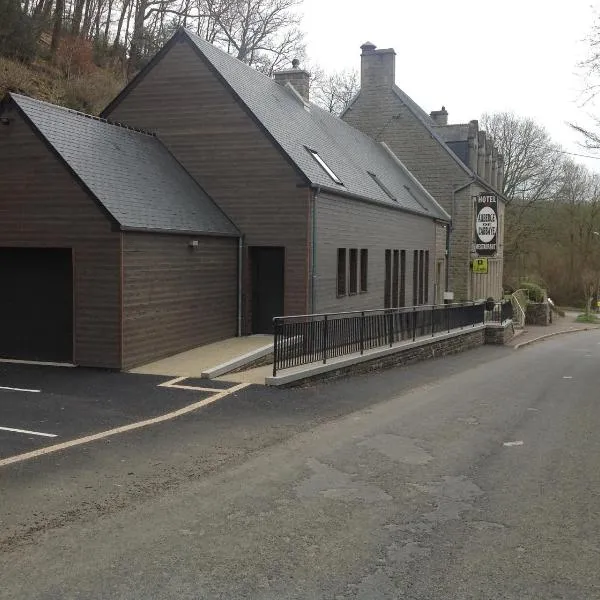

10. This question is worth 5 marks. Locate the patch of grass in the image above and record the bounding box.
[575,313,600,323]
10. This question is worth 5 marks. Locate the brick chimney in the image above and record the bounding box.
[360,41,396,90]
[430,106,448,126]
[274,58,310,102]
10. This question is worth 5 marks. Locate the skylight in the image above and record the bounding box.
[367,171,397,202]
[306,148,343,185]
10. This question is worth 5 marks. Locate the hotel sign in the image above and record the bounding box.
[475,194,498,256]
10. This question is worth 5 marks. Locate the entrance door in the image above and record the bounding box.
[251,247,284,334]
[0,247,73,362]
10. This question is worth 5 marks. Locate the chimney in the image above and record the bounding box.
[360,41,396,90]
[477,131,486,177]
[274,58,310,102]
[430,106,448,126]
[491,146,499,190]
[497,154,505,193]
[467,120,479,173]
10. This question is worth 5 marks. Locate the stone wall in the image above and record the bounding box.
[283,329,485,387]
[526,303,550,326]
[485,321,515,345]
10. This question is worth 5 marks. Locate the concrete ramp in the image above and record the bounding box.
[129,335,273,379]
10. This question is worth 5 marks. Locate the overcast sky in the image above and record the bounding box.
[301,0,600,172]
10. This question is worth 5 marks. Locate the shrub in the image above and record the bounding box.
[55,35,95,79]
[575,313,599,323]
[60,68,124,113]
[519,281,545,303]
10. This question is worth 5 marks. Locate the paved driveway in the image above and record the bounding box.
[0,362,242,460]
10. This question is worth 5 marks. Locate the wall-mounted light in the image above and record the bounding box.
[188,240,199,249]
[0,117,10,126]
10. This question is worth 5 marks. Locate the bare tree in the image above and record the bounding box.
[311,67,359,115]
[480,112,563,204]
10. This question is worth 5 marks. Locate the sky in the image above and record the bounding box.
[300,0,600,172]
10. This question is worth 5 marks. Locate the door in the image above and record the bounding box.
[251,247,284,334]
[0,247,73,362]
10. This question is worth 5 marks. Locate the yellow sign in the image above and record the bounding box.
[472,258,488,274]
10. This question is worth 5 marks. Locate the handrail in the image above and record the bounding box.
[273,302,486,376]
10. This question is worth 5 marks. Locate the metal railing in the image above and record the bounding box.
[486,300,513,324]
[272,302,485,376]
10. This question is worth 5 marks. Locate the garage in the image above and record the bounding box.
[0,248,73,363]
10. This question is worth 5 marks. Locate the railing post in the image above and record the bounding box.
[360,311,365,355]
[273,318,279,377]
[388,310,393,347]
[412,306,416,341]
[446,304,450,332]
[431,305,435,337]
[322,314,328,364]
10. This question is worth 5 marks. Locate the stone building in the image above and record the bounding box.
[343,42,506,301]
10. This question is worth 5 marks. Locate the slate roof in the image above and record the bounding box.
[10,93,238,236]
[181,30,449,221]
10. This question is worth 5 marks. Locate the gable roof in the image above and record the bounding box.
[8,93,239,236]
[139,29,448,221]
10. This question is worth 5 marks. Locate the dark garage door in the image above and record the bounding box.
[0,248,73,362]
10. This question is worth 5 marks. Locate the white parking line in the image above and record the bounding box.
[0,382,249,468]
[0,386,41,393]
[0,426,57,438]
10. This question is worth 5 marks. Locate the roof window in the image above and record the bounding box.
[306,148,343,185]
[367,171,397,202]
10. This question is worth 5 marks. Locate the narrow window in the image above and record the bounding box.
[418,250,425,305]
[307,148,343,185]
[424,250,430,304]
[337,248,346,296]
[349,248,358,294]
[392,250,399,308]
[360,249,368,292]
[367,171,397,202]
[384,249,392,308]
[412,250,418,305]
[400,250,406,307]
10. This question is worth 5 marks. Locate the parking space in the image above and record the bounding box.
[0,361,242,460]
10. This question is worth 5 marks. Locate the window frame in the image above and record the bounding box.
[337,248,347,297]
[360,249,368,293]
[306,148,343,185]
[349,248,358,295]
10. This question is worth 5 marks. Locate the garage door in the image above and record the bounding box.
[0,248,73,362]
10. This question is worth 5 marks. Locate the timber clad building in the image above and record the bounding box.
[0,29,502,370]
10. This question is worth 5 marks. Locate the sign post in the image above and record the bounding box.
[475,194,498,256]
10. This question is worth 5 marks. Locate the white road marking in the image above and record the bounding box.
[0,358,74,367]
[0,382,249,468]
[503,441,524,447]
[0,386,41,393]
[563,376,573,379]
[0,426,57,438]
[158,375,232,392]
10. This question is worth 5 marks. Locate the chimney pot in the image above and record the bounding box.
[430,106,449,126]
[360,41,377,53]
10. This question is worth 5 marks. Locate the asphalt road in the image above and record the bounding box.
[1,332,599,599]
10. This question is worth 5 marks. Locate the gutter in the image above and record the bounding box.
[237,235,244,337]
[310,185,321,313]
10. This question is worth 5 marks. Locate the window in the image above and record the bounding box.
[360,249,368,292]
[307,148,343,185]
[368,171,397,202]
[349,249,358,294]
[384,249,392,308]
[424,251,430,304]
[412,250,418,305]
[418,250,425,305]
[400,250,406,307]
[337,248,346,296]
[392,250,399,308]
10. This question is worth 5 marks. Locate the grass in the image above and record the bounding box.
[575,313,600,323]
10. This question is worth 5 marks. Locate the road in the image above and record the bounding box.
[1,331,599,599]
